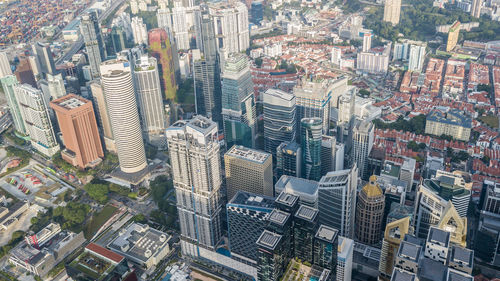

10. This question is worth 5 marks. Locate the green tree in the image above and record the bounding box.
[255,57,263,68]
[84,184,109,204]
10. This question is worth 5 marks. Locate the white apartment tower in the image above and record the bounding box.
[408,43,427,72]
[383,0,402,25]
[318,165,358,238]
[100,58,147,174]
[352,119,374,179]
[337,236,354,281]
[166,116,223,254]
[0,51,12,78]
[131,17,148,45]
[157,6,192,50]
[14,84,60,157]
[133,55,166,148]
[208,1,250,54]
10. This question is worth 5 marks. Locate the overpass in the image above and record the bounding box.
[56,0,126,65]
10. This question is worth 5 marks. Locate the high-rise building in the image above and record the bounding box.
[294,205,319,263]
[293,77,334,135]
[111,26,127,53]
[379,217,411,279]
[313,225,339,276]
[148,28,177,100]
[14,84,60,157]
[50,94,104,169]
[251,1,263,25]
[157,6,191,50]
[208,1,250,54]
[475,180,500,266]
[318,165,358,238]
[321,135,336,176]
[301,118,322,181]
[408,43,426,72]
[256,230,287,281]
[275,175,318,208]
[133,55,166,148]
[43,73,66,100]
[383,0,401,25]
[471,0,483,18]
[221,53,256,148]
[166,116,223,253]
[224,145,273,199]
[446,21,461,52]
[0,75,26,134]
[352,119,374,180]
[362,31,372,52]
[227,191,275,263]
[90,80,115,152]
[33,42,56,78]
[0,51,12,78]
[193,49,222,124]
[393,41,409,61]
[100,58,147,174]
[80,11,107,79]
[131,17,148,45]
[355,175,385,245]
[14,58,37,88]
[336,236,354,281]
[276,142,302,179]
[263,89,296,156]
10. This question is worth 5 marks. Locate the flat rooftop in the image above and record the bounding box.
[447,269,473,281]
[275,175,318,196]
[108,223,170,263]
[315,225,338,243]
[418,258,447,281]
[391,268,417,281]
[268,209,290,226]
[449,245,473,267]
[398,241,421,261]
[256,230,282,251]
[226,145,270,164]
[52,95,87,110]
[294,205,318,222]
[427,227,450,246]
[228,191,275,209]
[275,191,299,208]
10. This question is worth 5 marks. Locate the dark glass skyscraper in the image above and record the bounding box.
[33,42,56,78]
[276,141,301,179]
[263,88,296,156]
[226,191,275,262]
[301,118,322,181]
[314,225,339,276]
[221,53,256,148]
[251,0,263,25]
[194,10,222,125]
[80,11,106,79]
[294,205,319,264]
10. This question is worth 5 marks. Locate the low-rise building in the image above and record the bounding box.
[108,223,171,269]
[424,110,472,141]
[9,223,85,277]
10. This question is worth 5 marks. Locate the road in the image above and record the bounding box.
[55,0,126,65]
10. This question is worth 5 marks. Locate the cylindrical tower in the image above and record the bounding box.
[100,59,147,174]
[301,117,322,181]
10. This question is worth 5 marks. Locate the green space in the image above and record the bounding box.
[479,115,499,129]
[373,114,426,135]
[0,231,25,259]
[343,0,500,42]
[83,205,118,239]
[4,132,26,146]
[84,179,137,204]
[149,176,177,228]
[176,78,195,112]
[53,202,90,232]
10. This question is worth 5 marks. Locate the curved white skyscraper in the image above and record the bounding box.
[100,59,147,174]
[133,55,166,148]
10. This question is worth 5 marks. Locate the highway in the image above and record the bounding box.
[56,0,126,64]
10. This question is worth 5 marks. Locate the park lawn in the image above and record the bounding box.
[479,115,499,128]
[84,205,118,239]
